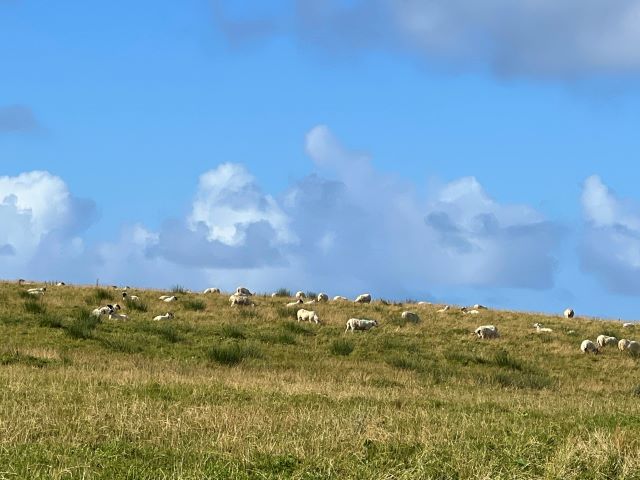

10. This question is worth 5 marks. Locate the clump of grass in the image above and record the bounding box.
[330,339,354,356]
[305,292,318,300]
[154,325,184,343]
[171,285,188,294]
[274,288,291,297]
[444,351,488,366]
[385,354,424,372]
[259,332,296,345]
[219,324,246,340]
[125,299,148,312]
[98,337,144,354]
[86,288,114,305]
[23,299,45,314]
[237,309,259,320]
[18,290,33,299]
[0,350,52,368]
[38,313,64,329]
[274,305,293,319]
[65,310,100,340]
[282,322,314,336]
[493,350,524,371]
[487,370,553,390]
[207,342,262,366]
[183,299,206,312]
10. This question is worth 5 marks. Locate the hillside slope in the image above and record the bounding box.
[1,282,639,479]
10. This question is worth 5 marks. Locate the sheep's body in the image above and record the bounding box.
[203,288,220,294]
[235,287,252,296]
[596,334,618,348]
[580,339,598,354]
[109,313,128,320]
[564,308,575,319]
[333,296,348,301]
[628,341,640,354]
[619,339,631,351]
[163,296,178,302]
[345,318,378,332]
[474,325,499,339]
[473,304,488,310]
[55,282,65,286]
[317,293,329,302]
[153,312,174,321]
[229,294,254,306]
[463,309,480,315]
[286,299,303,308]
[401,311,420,323]
[159,295,170,300]
[122,292,139,301]
[92,304,121,317]
[533,323,553,333]
[27,287,46,294]
[437,305,450,313]
[297,309,320,324]
[295,291,306,300]
[623,323,634,328]
[354,293,372,304]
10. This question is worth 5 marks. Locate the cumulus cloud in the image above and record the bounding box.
[581,175,640,294]
[215,1,640,78]
[0,105,41,133]
[0,171,96,280]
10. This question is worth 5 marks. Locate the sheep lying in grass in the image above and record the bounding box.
[92,304,121,317]
[473,304,488,310]
[122,292,139,301]
[203,287,220,294]
[533,323,553,333]
[354,293,372,304]
[345,318,378,332]
[564,308,575,319]
[27,287,46,295]
[474,325,499,339]
[317,293,329,302]
[333,296,348,301]
[286,299,303,308]
[623,322,634,328]
[295,291,306,300]
[401,311,420,323]
[462,308,480,315]
[159,295,170,300]
[580,339,599,354]
[153,312,174,321]
[229,294,254,306]
[109,313,128,320]
[163,296,178,303]
[596,335,618,348]
[437,305,450,313]
[297,308,320,324]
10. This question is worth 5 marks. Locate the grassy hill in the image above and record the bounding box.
[1,281,640,479]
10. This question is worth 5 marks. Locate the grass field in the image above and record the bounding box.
[1,281,640,479]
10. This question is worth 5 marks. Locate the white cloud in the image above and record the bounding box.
[581,175,640,293]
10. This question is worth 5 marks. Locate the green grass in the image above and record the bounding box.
[124,299,148,312]
[274,288,291,297]
[171,284,188,294]
[1,280,640,478]
[183,298,206,311]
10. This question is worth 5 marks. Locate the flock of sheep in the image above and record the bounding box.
[17,282,640,350]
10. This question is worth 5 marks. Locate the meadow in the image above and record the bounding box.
[1,281,639,479]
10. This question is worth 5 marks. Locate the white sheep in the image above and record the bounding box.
[286,299,304,308]
[618,339,631,351]
[437,305,450,313]
[163,296,178,303]
[229,294,254,306]
[317,292,329,302]
[354,293,372,304]
[474,325,499,339]
[297,308,320,324]
[462,308,480,315]
[295,291,306,300]
[27,290,45,296]
[596,334,618,348]
[91,304,121,317]
[159,295,170,300]
[109,313,129,320]
[235,287,252,296]
[122,292,140,301]
[333,296,348,301]
[473,304,488,310]
[623,322,634,328]
[27,287,46,294]
[55,282,66,286]
[628,341,640,354]
[564,308,575,319]
[533,323,553,333]
[401,311,420,323]
[417,301,432,306]
[580,339,598,354]
[203,287,220,294]
[345,318,378,332]
[153,312,174,321]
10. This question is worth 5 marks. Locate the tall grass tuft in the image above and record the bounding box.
[219,324,246,340]
[274,288,291,297]
[65,310,100,340]
[86,288,114,305]
[171,285,188,294]
[23,299,45,314]
[125,299,148,312]
[330,339,354,356]
[207,342,262,366]
[183,299,206,311]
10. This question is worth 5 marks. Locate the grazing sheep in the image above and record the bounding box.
[437,305,450,313]
[345,318,378,333]
[203,287,220,294]
[286,299,304,308]
[354,293,372,304]
[317,292,329,302]
[153,312,174,321]
[580,339,598,354]
[295,291,306,300]
[618,339,631,351]
[533,323,553,333]
[163,296,178,302]
[333,296,348,301]
[297,308,320,324]
[401,311,420,323]
[122,292,139,301]
[564,308,575,319]
[474,325,499,339]
[596,334,618,348]
[623,322,634,328]
[229,294,254,306]
[235,287,252,296]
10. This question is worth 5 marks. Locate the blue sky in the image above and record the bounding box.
[2,0,640,319]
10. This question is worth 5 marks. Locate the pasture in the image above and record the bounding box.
[1,281,639,479]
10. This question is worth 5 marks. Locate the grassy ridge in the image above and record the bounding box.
[0,281,639,479]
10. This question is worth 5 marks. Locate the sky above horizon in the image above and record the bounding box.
[2,0,640,319]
